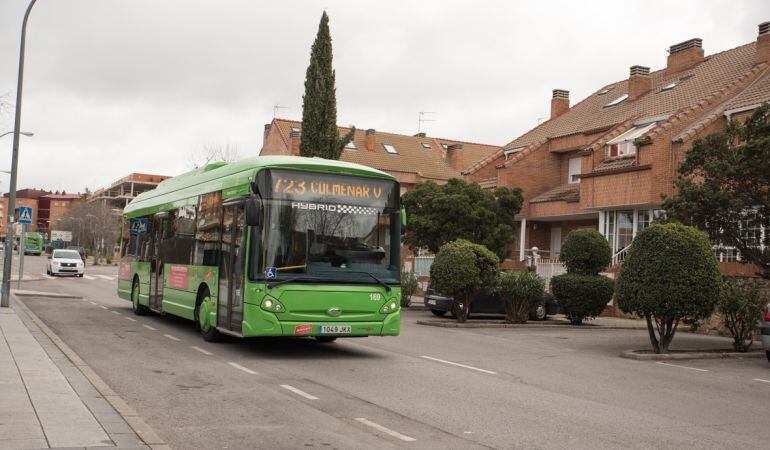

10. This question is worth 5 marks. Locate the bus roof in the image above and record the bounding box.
[123,155,395,218]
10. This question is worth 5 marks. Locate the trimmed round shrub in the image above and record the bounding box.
[559,228,612,275]
[400,270,418,307]
[616,223,721,353]
[718,277,768,352]
[551,273,614,324]
[499,270,545,324]
[430,239,499,323]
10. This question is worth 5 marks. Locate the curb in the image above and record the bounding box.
[620,349,765,360]
[12,294,170,450]
[416,319,645,330]
[13,289,82,299]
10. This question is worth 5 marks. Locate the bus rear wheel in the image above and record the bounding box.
[131,279,149,316]
[196,289,221,342]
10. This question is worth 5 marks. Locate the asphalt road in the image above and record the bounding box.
[13,255,770,449]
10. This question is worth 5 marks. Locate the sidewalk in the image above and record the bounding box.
[0,293,156,449]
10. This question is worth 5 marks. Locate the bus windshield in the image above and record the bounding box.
[255,169,400,284]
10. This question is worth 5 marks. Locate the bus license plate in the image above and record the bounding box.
[319,325,351,334]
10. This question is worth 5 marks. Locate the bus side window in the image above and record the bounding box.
[194,192,222,266]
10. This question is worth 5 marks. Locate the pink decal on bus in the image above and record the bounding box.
[169,265,189,290]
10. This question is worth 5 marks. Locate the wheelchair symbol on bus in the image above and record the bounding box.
[265,267,277,279]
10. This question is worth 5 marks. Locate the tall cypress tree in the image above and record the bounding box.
[300,11,353,159]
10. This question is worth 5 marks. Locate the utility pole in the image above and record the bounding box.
[2,0,37,308]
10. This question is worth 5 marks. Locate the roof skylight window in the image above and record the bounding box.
[441,143,449,150]
[604,94,628,108]
[421,142,431,149]
[660,74,693,92]
[597,87,614,96]
[383,144,398,154]
[290,127,300,132]
[345,141,357,149]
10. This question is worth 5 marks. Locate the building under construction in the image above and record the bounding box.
[88,173,169,210]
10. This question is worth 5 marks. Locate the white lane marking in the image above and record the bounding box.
[143,324,157,331]
[228,362,257,375]
[111,311,121,315]
[125,317,137,322]
[656,362,709,372]
[420,355,497,375]
[89,301,97,305]
[163,334,180,342]
[753,378,770,384]
[280,384,319,400]
[354,418,416,442]
[191,346,213,356]
[83,275,96,280]
[95,274,115,280]
[99,305,108,310]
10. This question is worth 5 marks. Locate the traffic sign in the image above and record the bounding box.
[17,206,33,224]
[130,218,148,235]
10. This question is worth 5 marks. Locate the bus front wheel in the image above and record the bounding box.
[131,279,149,316]
[196,289,221,342]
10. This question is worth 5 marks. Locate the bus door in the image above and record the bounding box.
[217,204,245,333]
[149,213,168,311]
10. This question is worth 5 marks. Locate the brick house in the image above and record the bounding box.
[260,118,500,193]
[466,22,770,276]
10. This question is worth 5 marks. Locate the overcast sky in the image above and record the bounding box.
[0,0,767,193]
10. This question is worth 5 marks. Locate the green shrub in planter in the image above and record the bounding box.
[400,270,418,307]
[551,273,614,324]
[430,239,499,323]
[617,223,721,354]
[559,228,611,275]
[718,277,768,352]
[499,270,545,323]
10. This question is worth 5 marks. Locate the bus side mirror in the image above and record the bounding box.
[245,196,262,227]
[400,207,407,235]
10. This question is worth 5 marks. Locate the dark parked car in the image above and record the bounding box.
[761,302,770,364]
[425,282,560,321]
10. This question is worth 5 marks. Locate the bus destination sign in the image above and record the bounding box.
[263,169,397,208]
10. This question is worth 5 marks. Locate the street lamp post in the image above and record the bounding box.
[2,0,38,308]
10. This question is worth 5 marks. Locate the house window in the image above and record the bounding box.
[421,142,431,149]
[345,141,357,150]
[383,144,398,154]
[605,122,657,158]
[441,143,448,150]
[290,127,300,133]
[504,147,524,160]
[568,157,581,184]
[601,208,665,255]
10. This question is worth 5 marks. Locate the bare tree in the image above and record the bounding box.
[57,201,121,260]
[187,142,241,169]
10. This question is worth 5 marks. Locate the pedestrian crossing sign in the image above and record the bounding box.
[130,218,148,235]
[17,206,33,224]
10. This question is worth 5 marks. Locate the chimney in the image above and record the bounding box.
[446,144,464,172]
[413,132,426,138]
[757,22,770,65]
[628,65,651,101]
[550,89,569,119]
[289,130,300,156]
[365,129,376,151]
[666,38,704,74]
[263,123,271,143]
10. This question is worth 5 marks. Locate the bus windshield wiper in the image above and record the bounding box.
[318,270,392,292]
[266,276,320,290]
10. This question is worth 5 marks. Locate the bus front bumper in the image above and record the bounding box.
[242,303,400,337]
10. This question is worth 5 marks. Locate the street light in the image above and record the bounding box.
[0,131,34,139]
[2,0,38,308]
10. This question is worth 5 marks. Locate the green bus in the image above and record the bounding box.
[24,231,44,255]
[118,156,403,342]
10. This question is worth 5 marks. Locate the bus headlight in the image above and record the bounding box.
[381,299,400,314]
[261,296,284,313]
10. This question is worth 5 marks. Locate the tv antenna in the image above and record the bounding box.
[273,105,290,118]
[418,111,437,133]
